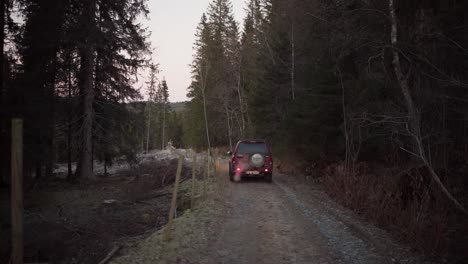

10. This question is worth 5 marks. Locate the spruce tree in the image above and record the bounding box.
[75,0,150,178]
[158,78,169,149]
[186,13,212,149]
[186,0,243,148]
[18,0,70,178]
[145,63,158,153]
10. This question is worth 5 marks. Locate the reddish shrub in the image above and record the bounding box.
[322,162,457,256]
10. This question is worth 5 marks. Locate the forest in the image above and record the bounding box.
[0,0,185,183]
[185,0,468,258]
[0,0,467,262]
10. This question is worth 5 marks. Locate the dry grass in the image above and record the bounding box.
[321,162,467,259]
[123,158,191,202]
[0,157,196,263]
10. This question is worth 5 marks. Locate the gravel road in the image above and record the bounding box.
[213,177,336,264]
[208,173,431,264]
[112,162,434,264]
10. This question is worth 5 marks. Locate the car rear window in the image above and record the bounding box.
[237,142,269,154]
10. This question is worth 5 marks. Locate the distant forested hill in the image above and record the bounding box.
[168,102,187,113]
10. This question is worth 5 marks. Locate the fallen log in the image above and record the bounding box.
[98,245,121,264]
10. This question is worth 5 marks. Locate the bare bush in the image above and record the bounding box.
[123,159,191,202]
[322,162,452,255]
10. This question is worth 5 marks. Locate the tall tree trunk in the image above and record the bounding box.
[202,90,211,151]
[200,65,211,153]
[200,64,211,172]
[202,90,211,181]
[389,0,466,214]
[104,157,107,176]
[91,133,94,171]
[77,0,96,179]
[146,101,151,153]
[67,56,73,179]
[290,21,295,100]
[162,102,166,149]
[45,129,54,177]
[45,61,58,178]
[236,65,245,136]
[0,0,7,185]
[225,104,233,151]
[338,67,350,176]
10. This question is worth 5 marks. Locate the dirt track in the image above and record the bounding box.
[212,177,335,264]
[204,175,431,264]
[112,162,434,264]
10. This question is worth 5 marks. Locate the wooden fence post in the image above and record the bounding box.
[164,153,183,241]
[11,118,23,264]
[203,154,208,196]
[191,155,197,209]
[215,155,222,193]
[213,153,217,174]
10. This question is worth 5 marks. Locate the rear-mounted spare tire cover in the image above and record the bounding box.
[250,153,265,168]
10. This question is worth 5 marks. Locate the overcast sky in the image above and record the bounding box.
[145,0,247,102]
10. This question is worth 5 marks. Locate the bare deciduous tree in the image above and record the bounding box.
[389,0,466,214]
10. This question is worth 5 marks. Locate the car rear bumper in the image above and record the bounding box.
[229,163,273,177]
[238,170,272,177]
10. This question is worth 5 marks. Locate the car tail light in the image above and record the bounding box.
[236,167,241,172]
[264,168,269,172]
[232,155,237,164]
[266,156,273,166]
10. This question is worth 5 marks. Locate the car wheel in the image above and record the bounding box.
[265,173,272,183]
[233,174,241,182]
[228,165,234,181]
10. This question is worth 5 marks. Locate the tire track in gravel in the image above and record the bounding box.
[275,179,386,264]
[274,174,435,264]
[214,178,336,264]
[212,169,432,264]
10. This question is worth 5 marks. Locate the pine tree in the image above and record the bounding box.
[186,13,212,149]
[158,78,169,149]
[75,0,97,179]
[0,0,17,184]
[75,0,150,178]
[186,0,244,148]
[18,0,70,178]
[240,0,264,135]
[145,63,158,153]
[207,0,242,143]
[246,0,291,138]
[0,0,7,184]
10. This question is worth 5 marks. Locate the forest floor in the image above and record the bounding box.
[111,161,440,264]
[0,151,196,264]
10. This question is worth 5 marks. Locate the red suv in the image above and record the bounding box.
[228,139,273,182]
